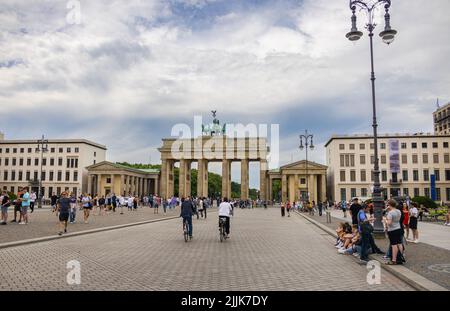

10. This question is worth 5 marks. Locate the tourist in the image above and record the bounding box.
[357,204,373,263]
[341,200,347,218]
[119,195,125,214]
[133,196,138,211]
[384,200,405,265]
[99,195,106,215]
[127,196,133,211]
[180,197,195,239]
[281,202,286,217]
[82,193,92,224]
[349,198,362,225]
[20,187,30,225]
[1,191,11,225]
[30,191,36,213]
[197,198,203,219]
[402,203,410,240]
[286,201,291,217]
[111,193,117,212]
[69,193,77,223]
[409,203,419,243]
[57,191,71,235]
[12,187,23,223]
[50,192,58,213]
[445,209,450,226]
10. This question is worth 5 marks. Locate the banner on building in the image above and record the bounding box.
[389,139,400,173]
[430,174,436,201]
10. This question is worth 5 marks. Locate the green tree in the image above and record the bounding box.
[412,196,438,209]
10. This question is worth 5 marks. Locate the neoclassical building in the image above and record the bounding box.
[268,160,327,203]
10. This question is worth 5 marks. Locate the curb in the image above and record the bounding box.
[0,215,180,250]
[295,211,448,292]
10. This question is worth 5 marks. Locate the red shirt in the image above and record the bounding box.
[403,209,409,225]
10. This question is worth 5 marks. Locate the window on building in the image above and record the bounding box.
[94,151,97,157]
[58,158,63,166]
[414,188,420,197]
[93,160,96,164]
[381,170,387,182]
[371,171,375,182]
[423,169,429,181]
[27,158,31,166]
[424,188,430,198]
[350,171,356,182]
[433,154,439,163]
[445,170,450,181]
[412,154,418,164]
[360,155,366,165]
[444,142,449,148]
[106,177,111,184]
[446,188,450,201]
[67,148,71,153]
[10,186,14,193]
[381,155,386,164]
[401,142,407,149]
[340,155,345,167]
[411,142,417,149]
[66,158,70,168]
[361,170,366,182]
[50,147,55,153]
[0,148,2,153]
[349,144,355,150]
[59,148,63,153]
[444,153,449,163]
[370,143,374,149]
[27,148,31,153]
[5,158,9,166]
[360,144,365,150]
[422,154,428,164]
[74,171,78,182]
[340,188,347,202]
[57,171,62,181]
[57,187,61,196]
[42,158,47,166]
[75,147,79,153]
[34,158,39,166]
[70,158,75,168]
[403,188,409,196]
[20,148,24,153]
[50,158,55,166]
[402,170,408,182]
[26,171,30,181]
[11,171,15,181]
[49,171,54,181]
[401,154,407,164]
[380,143,386,149]
[3,171,8,181]
[436,188,441,201]
[370,155,375,164]
[434,170,440,181]
[360,188,367,197]
[422,142,428,148]
[18,171,23,181]
[41,171,46,181]
[5,148,10,153]
[33,171,38,180]
[340,170,346,182]
[12,158,16,166]
[432,142,438,148]
[13,148,17,153]
[75,158,78,168]
[19,158,23,166]
[65,171,70,181]
[300,178,306,184]
[351,188,357,198]
[339,144,345,150]
[0,158,2,166]
[413,170,419,181]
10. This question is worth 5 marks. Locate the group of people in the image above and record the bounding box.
[0,187,33,225]
[279,200,331,217]
[334,197,424,265]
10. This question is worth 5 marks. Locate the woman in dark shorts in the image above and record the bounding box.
[384,200,404,265]
[82,194,92,224]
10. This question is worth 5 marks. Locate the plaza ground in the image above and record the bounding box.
[0,208,413,291]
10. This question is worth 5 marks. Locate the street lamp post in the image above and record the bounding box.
[36,135,48,209]
[299,130,314,203]
[345,0,398,236]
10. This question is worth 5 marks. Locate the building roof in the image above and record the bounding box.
[0,138,107,150]
[86,161,160,175]
[324,133,450,147]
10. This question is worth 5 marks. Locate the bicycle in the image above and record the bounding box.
[219,216,228,242]
[183,218,191,242]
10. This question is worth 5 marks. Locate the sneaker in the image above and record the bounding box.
[413,239,419,244]
[338,248,347,254]
[353,253,359,257]
[19,222,25,225]
[58,232,63,236]
[382,255,390,260]
[358,259,369,265]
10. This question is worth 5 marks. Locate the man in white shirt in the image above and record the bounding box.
[218,197,233,237]
[30,192,37,213]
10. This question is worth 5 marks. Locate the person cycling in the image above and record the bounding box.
[180,197,195,239]
[218,197,233,238]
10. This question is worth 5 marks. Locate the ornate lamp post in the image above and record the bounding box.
[36,135,48,208]
[345,0,398,236]
[299,130,314,202]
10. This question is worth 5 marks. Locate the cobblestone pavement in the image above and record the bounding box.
[303,209,450,290]
[0,206,182,244]
[0,208,413,291]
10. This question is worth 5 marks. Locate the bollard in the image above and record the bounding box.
[326,211,331,223]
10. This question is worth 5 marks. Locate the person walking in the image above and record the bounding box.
[29,191,36,213]
[119,196,125,215]
[203,197,208,219]
[341,200,347,218]
[408,203,419,243]
[82,194,92,224]
[50,192,58,213]
[69,193,77,223]
[197,198,204,219]
[56,192,71,235]
[180,197,195,239]
[111,193,117,213]
[20,187,30,224]
[318,201,323,216]
[1,191,11,225]
[281,202,286,217]
[99,195,106,216]
[286,201,291,217]
[12,188,23,223]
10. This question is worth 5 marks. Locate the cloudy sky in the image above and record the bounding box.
[1,0,449,188]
